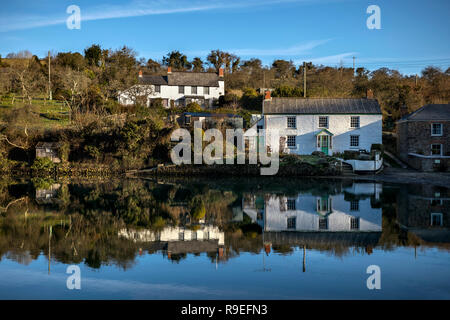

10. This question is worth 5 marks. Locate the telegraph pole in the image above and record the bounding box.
[303,61,307,98]
[48,51,52,101]
[353,56,356,75]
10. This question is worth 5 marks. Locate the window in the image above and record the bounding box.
[204,86,209,95]
[179,232,185,240]
[350,116,360,128]
[287,199,296,210]
[350,217,360,230]
[287,217,296,229]
[319,218,328,230]
[154,85,161,93]
[431,144,442,156]
[287,116,296,128]
[319,116,328,128]
[350,135,359,147]
[287,135,296,148]
[191,86,197,94]
[431,123,443,136]
[350,200,359,211]
[192,232,197,240]
[185,115,191,124]
[431,199,443,206]
[431,213,443,226]
[178,86,185,94]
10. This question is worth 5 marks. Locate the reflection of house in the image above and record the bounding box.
[397,185,450,243]
[35,183,61,204]
[118,67,225,108]
[242,182,382,233]
[260,91,382,155]
[396,104,450,171]
[176,112,243,129]
[35,142,62,163]
[118,225,225,256]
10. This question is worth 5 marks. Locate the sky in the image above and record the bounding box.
[0,0,449,74]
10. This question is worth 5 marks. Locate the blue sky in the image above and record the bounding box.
[0,0,449,74]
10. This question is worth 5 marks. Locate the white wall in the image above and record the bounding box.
[263,193,381,232]
[264,114,382,155]
[118,225,224,245]
[118,80,224,108]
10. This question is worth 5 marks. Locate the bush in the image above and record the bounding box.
[31,157,56,172]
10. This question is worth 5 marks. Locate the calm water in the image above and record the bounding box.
[0,177,449,299]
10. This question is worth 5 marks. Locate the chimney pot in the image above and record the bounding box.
[218,68,224,77]
[167,66,172,74]
[366,89,374,99]
[264,90,271,100]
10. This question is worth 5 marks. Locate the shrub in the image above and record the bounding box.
[31,157,56,172]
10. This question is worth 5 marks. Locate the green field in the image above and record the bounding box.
[0,95,71,128]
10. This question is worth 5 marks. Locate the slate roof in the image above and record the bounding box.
[398,104,450,122]
[263,98,382,114]
[184,112,242,118]
[139,71,222,87]
[35,142,62,149]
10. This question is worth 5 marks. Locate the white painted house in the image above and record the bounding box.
[248,92,383,155]
[118,67,225,108]
[242,182,382,233]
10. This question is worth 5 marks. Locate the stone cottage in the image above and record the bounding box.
[396,104,450,171]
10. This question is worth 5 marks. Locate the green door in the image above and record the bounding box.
[321,136,329,154]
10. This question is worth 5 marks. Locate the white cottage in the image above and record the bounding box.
[259,92,382,155]
[118,67,225,108]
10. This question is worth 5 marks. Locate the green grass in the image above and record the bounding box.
[0,95,70,128]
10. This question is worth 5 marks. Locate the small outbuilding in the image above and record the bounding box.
[35,142,62,163]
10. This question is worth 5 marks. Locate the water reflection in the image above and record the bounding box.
[0,178,448,269]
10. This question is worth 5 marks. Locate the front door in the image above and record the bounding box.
[320,135,329,154]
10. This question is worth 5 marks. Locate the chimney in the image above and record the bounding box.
[167,66,172,74]
[366,88,374,99]
[218,68,224,77]
[138,70,143,78]
[264,90,271,100]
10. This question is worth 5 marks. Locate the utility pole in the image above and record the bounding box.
[353,56,356,75]
[303,61,307,98]
[48,51,52,101]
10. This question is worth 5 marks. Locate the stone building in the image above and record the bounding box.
[35,142,62,163]
[396,104,450,171]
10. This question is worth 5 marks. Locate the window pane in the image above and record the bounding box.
[319,116,328,128]
[287,217,296,229]
[350,135,359,147]
[287,135,296,148]
[287,117,296,128]
[319,218,328,230]
[191,86,197,94]
[351,116,360,128]
[431,144,441,155]
[432,124,442,135]
[204,86,209,95]
[350,217,360,230]
[287,199,296,210]
[179,86,184,94]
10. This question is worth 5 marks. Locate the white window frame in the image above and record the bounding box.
[431,123,443,136]
[431,144,442,156]
[350,116,360,128]
[318,116,328,128]
[287,135,296,148]
[430,213,443,226]
[350,135,360,148]
[287,216,296,229]
[287,116,296,128]
[350,217,360,230]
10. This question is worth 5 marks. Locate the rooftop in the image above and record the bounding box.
[263,98,382,114]
[399,104,450,121]
[139,71,222,87]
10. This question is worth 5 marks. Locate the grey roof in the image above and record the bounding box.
[399,104,450,121]
[184,112,242,118]
[263,98,382,114]
[36,142,62,149]
[139,71,222,87]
